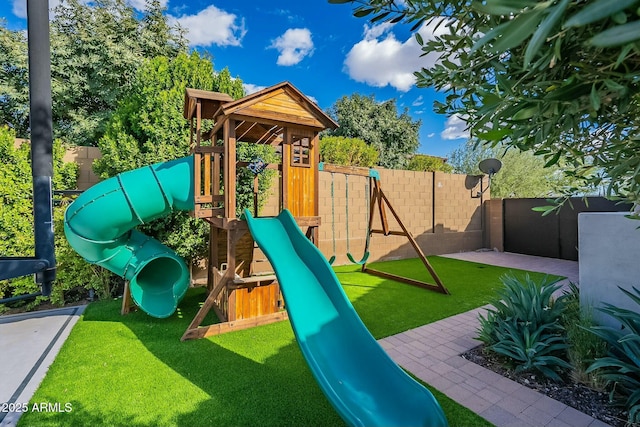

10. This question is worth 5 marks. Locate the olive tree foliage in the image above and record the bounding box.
[326,94,420,169]
[94,51,253,262]
[330,0,640,211]
[0,0,186,145]
[448,141,573,198]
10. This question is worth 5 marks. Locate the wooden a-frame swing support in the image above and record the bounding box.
[321,163,449,295]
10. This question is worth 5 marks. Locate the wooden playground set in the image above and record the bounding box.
[123,82,449,340]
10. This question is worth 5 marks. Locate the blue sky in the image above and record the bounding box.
[1,0,471,158]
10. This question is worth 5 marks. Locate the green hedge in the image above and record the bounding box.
[0,125,115,311]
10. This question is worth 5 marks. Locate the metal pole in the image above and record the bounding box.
[0,291,43,305]
[27,0,56,295]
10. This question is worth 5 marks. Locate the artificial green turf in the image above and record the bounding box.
[336,256,559,338]
[18,257,560,427]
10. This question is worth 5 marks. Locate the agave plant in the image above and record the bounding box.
[586,286,640,424]
[491,321,571,381]
[477,274,571,380]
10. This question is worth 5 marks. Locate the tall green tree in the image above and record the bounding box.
[94,51,249,261]
[330,0,640,209]
[0,0,186,145]
[95,52,245,176]
[0,22,29,135]
[326,93,420,169]
[51,0,186,146]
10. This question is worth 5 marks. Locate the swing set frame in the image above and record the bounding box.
[320,163,449,295]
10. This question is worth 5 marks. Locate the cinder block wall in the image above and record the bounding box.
[62,146,102,190]
[484,198,504,251]
[15,139,102,191]
[49,142,489,263]
[261,169,489,265]
[263,168,488,265]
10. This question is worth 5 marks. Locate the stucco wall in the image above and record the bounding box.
[578,212,640,328]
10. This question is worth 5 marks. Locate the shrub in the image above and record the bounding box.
[477,274,571,381]
[586,286,640,425]
[0,127,36,300]
[560,283,607,387]
[236,141,279,216]
[407,154,454,173]
[52,197,119,304]
[0,125,112,308]
[319,135,379,167]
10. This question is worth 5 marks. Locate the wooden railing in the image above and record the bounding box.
[193,146,224,219]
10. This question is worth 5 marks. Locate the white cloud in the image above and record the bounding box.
[412,95,424,107]
[427,132,435,138]
[305,94,319,105]
[12,0,164,19]
[344,19,451,92]
[243,83,267,95]
[441,114,470,140]
[12,0,63,19]
[269,28,314,66]
[12,0,27,18]
[363,22,394,40]
[171,5,246,47]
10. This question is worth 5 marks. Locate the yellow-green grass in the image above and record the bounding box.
[18,257,559,427]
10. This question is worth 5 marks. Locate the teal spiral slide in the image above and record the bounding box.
[63,156,194,318]
[244,209,448,427]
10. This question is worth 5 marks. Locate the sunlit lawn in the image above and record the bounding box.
[18,256,558,427]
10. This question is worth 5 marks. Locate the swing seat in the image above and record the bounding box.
[347,251,370,265]
[328,255,336,265]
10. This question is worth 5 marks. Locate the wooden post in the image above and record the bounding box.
[213,152,221,207]
[253,175,259,217]
[189,117,194,149]
[311,132,320,244]
[282,127,289,210]
[374,179,390,235]
[208,224,219,291]
[224,119,237,219]
[196,100,202,146]
[121,281,135,315]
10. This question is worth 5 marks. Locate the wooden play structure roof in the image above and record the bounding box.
[184,82,337,146]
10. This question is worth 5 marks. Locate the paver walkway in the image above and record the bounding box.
[379,251,610,427]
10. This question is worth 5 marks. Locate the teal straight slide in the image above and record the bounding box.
[244,209,448,427]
